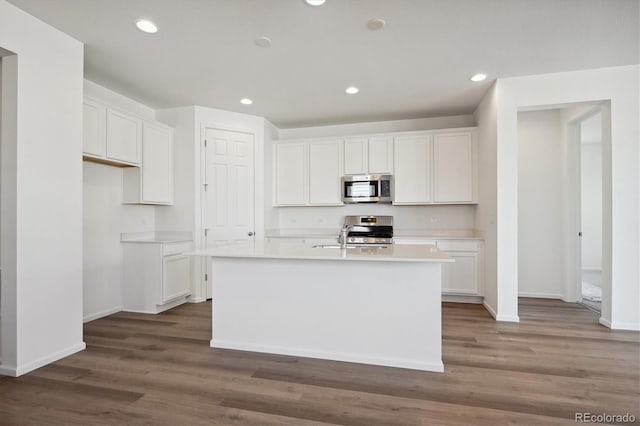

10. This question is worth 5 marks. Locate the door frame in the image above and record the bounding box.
[197,124,259,300]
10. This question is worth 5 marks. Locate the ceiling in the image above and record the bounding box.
[8,0,639,128]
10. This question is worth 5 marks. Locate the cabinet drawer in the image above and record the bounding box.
[163,242,193,256]
[437,240,480,252]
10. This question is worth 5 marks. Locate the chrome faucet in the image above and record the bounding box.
[338,225,353,249]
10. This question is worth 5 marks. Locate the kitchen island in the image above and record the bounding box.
[188,241,453,372]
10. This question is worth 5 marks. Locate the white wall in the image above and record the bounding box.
[0,0,84,376]
[278,115,476,140]
[82,162,155,321]
[580,115,602,271]
[81,80,157,322]
[496,65,639,330]
[473,83,499,319]
[517,110,566,299]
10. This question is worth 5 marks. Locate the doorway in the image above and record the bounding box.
[201,127,255,299]
[517,103,609,318]
[579,112,603,312]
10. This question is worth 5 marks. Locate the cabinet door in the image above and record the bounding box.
[441,252,478,294]
[393,134,432,204]
[433,133,473,203]
[368,136,393,174]
[309,140,343,205]
[275,143,308,205]
[83,98,106,157]
[141,122,173,204]
[162,254,190,303]
[106,108,142,165]
[344,138,367,175]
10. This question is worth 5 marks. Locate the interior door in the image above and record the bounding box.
[203,128,255,298]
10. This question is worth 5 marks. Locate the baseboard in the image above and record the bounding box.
[599,317,612,329]
[0,342,86,377]
[496,314,520,322]
[482,300,498,319]
[518,292,564,299]
[187,296,206,303]
[605,319,640,331]
[83,306,122,323]
[442,294,483,304]
[210,340,444,373]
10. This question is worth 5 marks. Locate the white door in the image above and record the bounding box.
[203,128,255,298]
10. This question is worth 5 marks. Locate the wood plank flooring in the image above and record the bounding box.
[0,298,638,425]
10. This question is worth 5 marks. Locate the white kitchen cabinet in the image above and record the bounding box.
[82,97,106,158]
[274,140,343,206]
[82,96,143,167]
[344,136,393,175]
[393,134,433,204]
[122,240,192,313]
[122,121,174,205]
[433,132,474,203]
[309,140,343,205]
[394,237,482,296]
[106,108,142,165]
[274,142,308,206]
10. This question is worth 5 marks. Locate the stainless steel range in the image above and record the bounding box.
[340,215,393,245]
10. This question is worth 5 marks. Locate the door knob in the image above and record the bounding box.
[248,231,254,236]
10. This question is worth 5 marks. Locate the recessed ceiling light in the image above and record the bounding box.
[135,19,158,34]
[367,18,386,30]
[240,98,253,105]
[255,36,272,48]
[345,86,359,95]
[470,73,487,82]
[305,0,326,6]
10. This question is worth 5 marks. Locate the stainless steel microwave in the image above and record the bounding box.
[342,174,392,204]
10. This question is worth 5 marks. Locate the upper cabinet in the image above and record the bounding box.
[122,121,174,205]
[433,132,474,203]
[309,140,344,205]
[274,142,308,206]
[273,127,476,207]
[105,108,142,165]
[393,130,477,205]
[82,96,141,167]
[393,134,433,204]
[344,136,393,175]
[274,139,343,206]
[83,96,175,205]
[82,98,106,158]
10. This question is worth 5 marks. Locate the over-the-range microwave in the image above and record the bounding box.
[342,174,392,204]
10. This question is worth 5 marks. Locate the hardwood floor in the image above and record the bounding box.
[1,298,638,425]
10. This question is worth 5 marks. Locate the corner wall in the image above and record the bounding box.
[0,1,85,376]
[473,83,500,319]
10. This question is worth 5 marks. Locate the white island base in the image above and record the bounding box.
[200,243,449,373]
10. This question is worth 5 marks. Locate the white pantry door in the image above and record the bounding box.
[203,128,255,298]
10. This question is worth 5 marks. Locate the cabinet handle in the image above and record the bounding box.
[248,232,254,237]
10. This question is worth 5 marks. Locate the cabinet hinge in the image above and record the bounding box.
[203,183,208,192]
[205,273,208,281]
[204,140,207,148]
[204,228,209,237]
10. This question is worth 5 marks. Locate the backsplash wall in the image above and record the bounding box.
[273,204,476,233]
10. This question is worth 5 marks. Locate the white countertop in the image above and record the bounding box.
[120,231,193,244]
[186,241,453,263]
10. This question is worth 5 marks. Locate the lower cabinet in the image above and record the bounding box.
[122,241,192,313]
[394,238,482,297]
